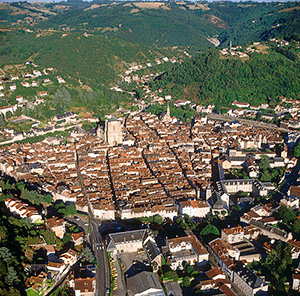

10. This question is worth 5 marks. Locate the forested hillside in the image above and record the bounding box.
[0,29,181,87]
[36,1,300,48]
[1,1,300,49]
[0,1,300,115]
[151,48,300,108]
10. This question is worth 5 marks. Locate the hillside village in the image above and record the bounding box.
[0,34,300,295]
[2,95,300,295]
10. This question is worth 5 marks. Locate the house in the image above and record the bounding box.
[232,101,250,108]
[38,91,48,97]
[60,248,77,265]
[287,240,300,260]
[47,262,65,273]
[21,81,30,87]
[288,186,300,199]
[280,194,300,209]
[166,235,209,270]
[11,75,19,80]
[46,217,66,239]
[25,271,48,296]
[164,281,182,296]
[179,199,210,218]
[56,76,66,84]
[45,244,57,262]
[0,105,17,117]
[260,103,269,109]
[10,84,16,91]
[221,226,244,244]
[16,96,24,103]
[75,277,95,296]
[232,262,268,296]
[33,70,42,77]
[126,271,165,296]
[54,111,76,122]
[292,274,300,291]
[72,232,85,246]
[5,197,43,223]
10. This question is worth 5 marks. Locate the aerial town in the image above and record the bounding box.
[1,35,300,296]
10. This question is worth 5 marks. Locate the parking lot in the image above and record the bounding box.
[121,251,148,271]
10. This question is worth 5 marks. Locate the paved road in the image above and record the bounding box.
[75,146,110,296]
[207,113,289,132]
[90,219,110,296]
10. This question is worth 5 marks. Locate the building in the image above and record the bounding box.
[46,217,66,239]
[5,197,43,223]
[75,277,95,296]
[208,239,268,295]
[25,271,48,296]
[59,248,78,265]
[179,199,210,218]
[166,235,209,270]
[106,229,162,269]
[221,226,244,244]
[126,271,165,296]
[280,194,300,209]
[97,117,123,146]
[232,262,268,296]
[208,179,269,212]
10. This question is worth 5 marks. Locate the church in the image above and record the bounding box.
[96,116,123,146]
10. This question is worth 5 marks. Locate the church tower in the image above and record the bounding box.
[162,103,171,123]
[105,117,123,146]
[96,121,105,141]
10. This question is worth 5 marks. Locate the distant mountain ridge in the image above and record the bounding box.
[1,1,300,48]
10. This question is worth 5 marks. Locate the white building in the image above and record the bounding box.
[179,199,210,218]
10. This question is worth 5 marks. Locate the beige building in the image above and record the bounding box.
[166,235,209,270]
[97,117,123,146]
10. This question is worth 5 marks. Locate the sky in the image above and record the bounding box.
[0,0,297,2]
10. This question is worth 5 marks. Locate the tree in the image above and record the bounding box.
[5,267,20,286]
[5,111,12,119]
[292,219,300,235]
[259,155,270,171]
[182,276,190,288]
[0,113,6,128]
[0,226,7,242]
[58,204,77,217]
[62,233,72,245]
[164,270,178,281]
[16,182,26,192]
[294,142,300,158]
[153,215,163,225]
[81,247,95,263]
[200,224,220,237]
[263,241,292,289]
[184,263,194,275]
[278,205,296,225]
[53,87,72,111]
[0,247,13,263]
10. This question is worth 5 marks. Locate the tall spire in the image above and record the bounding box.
[167,102,170,118]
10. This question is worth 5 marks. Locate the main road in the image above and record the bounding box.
[207,113,290,132]
[75,147,110,296]
[90,219,110,296]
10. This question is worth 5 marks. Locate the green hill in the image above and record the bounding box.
[34,1,300,48]
[2,1,300,49]
[151,47,300,108]
[0,29,182,87]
